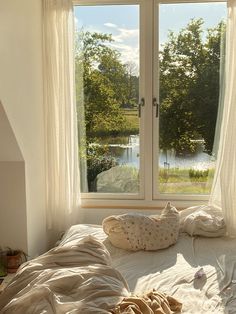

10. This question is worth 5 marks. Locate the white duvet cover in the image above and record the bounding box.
[1,224,236,313]
[0,235,129,314]
[61,224,236,314]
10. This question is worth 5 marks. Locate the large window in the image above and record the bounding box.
[74,0,226,207]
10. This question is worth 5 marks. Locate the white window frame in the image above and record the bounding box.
[73,0,224,209]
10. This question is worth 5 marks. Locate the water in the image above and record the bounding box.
[103,135,215,170]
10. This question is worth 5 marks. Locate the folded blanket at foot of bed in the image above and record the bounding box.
[0,235,182,314]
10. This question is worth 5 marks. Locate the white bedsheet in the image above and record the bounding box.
[61,224,236,314]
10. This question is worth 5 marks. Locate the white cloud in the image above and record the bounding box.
[75,23,140,73]
[113,28,139,43]
[104,22,118,28]
[109,42,139,73]
[103,27,140,73]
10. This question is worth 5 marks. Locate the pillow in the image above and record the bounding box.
[180,205,226,237]
[102,202,180,251]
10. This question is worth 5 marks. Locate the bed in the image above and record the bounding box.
[61,224,236,313]
[0,220,236,313]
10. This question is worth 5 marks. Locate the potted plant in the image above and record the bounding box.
[6,248,27,273]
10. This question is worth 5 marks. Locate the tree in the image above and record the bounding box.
[75,31,129,138]
[123,62,139,109]
[159,19,225,155]
[191,21,226,153]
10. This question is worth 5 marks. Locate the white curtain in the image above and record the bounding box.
[42,0,80,234]
[209,0,236,236]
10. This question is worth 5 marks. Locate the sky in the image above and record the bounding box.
[74,2,227,71]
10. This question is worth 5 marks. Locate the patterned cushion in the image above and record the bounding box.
[102,202,180,251]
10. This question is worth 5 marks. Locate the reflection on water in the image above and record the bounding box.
[159,147,216,170]
[97,135,215,170]
[97,135,139,167]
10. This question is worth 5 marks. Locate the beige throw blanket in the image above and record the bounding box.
[112,290,182,314]
[0,235,181,314]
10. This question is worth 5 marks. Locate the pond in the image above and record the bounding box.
[99,134,215,170]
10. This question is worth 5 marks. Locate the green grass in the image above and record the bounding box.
[122,109,138,116]
[122,109,139,134]
[158,167,215,194]
[87,109,139,138]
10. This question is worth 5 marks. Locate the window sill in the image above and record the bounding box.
[81,197,209,210]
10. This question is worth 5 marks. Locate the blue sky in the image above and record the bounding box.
[74,3,226,70]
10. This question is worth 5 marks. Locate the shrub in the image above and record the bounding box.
[86,144,118,191]
[189,168,209,181]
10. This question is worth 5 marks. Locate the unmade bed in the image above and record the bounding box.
[61,224,236,313]
[0,223,236,313]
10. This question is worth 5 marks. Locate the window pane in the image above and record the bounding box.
[74,5,140,193]
[158,2,226,194]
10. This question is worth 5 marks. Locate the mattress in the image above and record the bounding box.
[61,224,236,314]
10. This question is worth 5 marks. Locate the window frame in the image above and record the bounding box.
[73,0,225,208]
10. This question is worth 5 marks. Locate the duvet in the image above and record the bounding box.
[0,236,129,313]
[0,235,181,314]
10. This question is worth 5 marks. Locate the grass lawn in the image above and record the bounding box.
[122,109,139,134]
[158,167,215,194]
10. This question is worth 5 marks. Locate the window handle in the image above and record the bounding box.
[153,97,159,117]
[138,98,145,118]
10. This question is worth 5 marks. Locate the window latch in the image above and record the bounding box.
[153,98,159,117]
[138,98,145,118]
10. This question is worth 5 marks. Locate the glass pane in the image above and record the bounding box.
[74,5,140,193]
[158,2,226,194]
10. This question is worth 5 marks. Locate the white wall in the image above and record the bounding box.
[0,0,47,257]
[0,102,28,252]
[0,163,28,252]
[0,102,23,162]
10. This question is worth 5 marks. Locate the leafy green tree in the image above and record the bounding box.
[159,19,225,155]
[123,62,139,108]
[191,21,226,153]
[75,31,129,137]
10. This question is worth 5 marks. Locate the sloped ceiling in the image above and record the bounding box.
[0,101,23,161]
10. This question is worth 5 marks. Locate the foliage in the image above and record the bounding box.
[160,18,225,155]
[74,20,225,189]
[189,168,209,181]
[159,167,214,194]
[5,247,26,257]
[75,31,139,138]
[86,144,118,191]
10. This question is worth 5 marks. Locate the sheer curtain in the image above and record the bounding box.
[42,0,80,235]
[209,0,236,236]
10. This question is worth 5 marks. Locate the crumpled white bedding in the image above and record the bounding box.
[0,235,129,314]
[0,230,182,314]
[60,224,236,314]
[180,205,226,237]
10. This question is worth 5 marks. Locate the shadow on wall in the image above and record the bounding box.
[0,101,28,255]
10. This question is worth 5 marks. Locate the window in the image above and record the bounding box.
[74,0,226,207]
